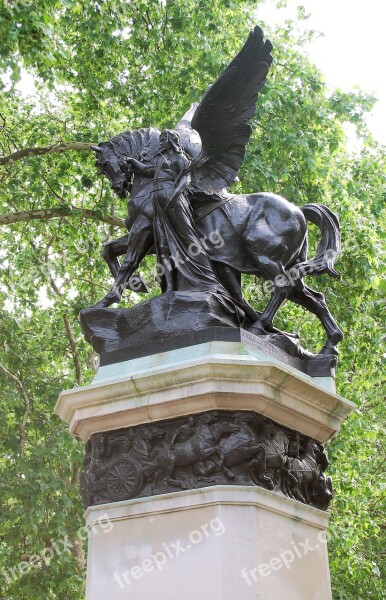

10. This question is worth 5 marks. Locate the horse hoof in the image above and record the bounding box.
[92,300,112,309]
[248,322,268,336]
[92,293,120,309]
[261,476,274,490]
[319,345,339,357]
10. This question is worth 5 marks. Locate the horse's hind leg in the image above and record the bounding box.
[288,285,343,355]
[214,262,260,323]
[247,256,293,334]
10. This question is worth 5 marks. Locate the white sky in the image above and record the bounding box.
[258,0,386,144]
[15,1,385,144]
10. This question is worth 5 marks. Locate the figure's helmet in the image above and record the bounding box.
[174,102,203,159]
[159,128,202,159]
[178,126,202,159]
[159,129,182,152]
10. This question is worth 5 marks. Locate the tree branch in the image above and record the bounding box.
[45,264,83,386]
[0,207,125,228]
[0,142,96,166]
[63,315,82,386]
[0,362,31,455]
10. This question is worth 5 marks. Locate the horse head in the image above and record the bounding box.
[91,127,161,199]
[305,439,319,460]
[214,421,240,438]
[91,143,131,198]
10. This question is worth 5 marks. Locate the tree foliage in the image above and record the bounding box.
[0,2,384,599]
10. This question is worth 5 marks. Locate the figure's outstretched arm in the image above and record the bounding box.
[119,157,155,177]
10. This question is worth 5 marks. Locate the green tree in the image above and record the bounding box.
[0,2,384,598]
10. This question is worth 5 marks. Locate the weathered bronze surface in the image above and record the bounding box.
[81,411,333,511]
[83,25,343,362]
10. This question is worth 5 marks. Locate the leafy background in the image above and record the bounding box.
[0,1,384,598]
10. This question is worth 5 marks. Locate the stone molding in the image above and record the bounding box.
[85,484,329,530]
[56,355,355,443]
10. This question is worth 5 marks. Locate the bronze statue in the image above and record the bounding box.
[117,129,242,319]
[87,25,343,359]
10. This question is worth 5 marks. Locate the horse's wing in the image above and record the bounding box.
[188,26,272,195]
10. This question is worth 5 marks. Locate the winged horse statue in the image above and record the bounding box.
[90,26,342,356]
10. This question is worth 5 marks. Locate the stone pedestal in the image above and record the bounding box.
[86,486,331,600]
[55,338,354,599]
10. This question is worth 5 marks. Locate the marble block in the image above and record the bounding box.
[85,485,332,600]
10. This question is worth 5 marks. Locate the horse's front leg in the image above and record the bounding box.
[202,447,235,479]
[163,461,184,489]
[103,235,128,280]
[103,235,148,293]
[93,217,154,308]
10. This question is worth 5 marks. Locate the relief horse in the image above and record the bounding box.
[283,439,331,505]
[193,416,288,489]
[143,414,239,491]
[244,422,290,488]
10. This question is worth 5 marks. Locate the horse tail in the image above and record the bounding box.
[294,204,341,279]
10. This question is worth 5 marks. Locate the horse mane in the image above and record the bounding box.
[99,127,161,161]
